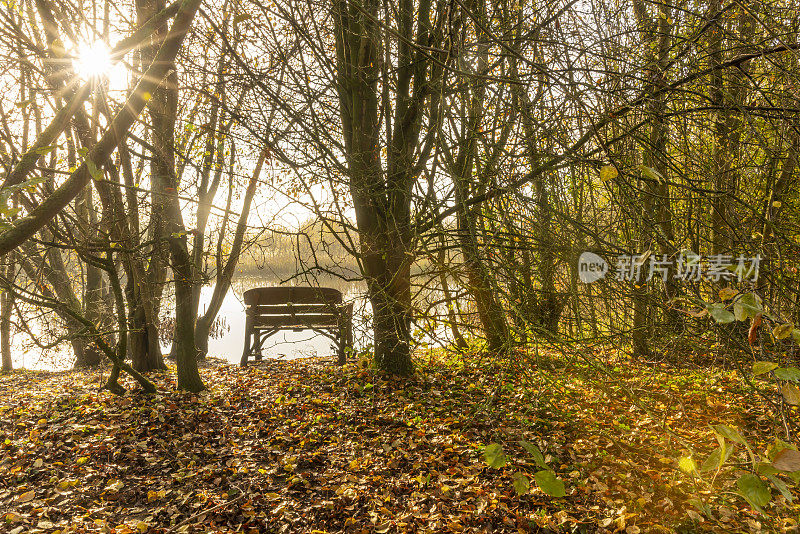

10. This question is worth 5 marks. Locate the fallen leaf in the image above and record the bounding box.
[16,490,35,503]
[773,449,800,472]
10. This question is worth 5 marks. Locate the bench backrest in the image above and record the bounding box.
[243,287,343,311]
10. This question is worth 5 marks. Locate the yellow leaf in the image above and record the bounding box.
[600,165,618,182]
[718,287,738,301]
[678,456,696,473]
[137,521,149,533]
[782,384,800,405]
[76,457,88,465]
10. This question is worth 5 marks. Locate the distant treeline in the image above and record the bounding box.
[237,218,361,282]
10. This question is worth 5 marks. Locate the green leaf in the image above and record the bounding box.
[756,462,780,477]
[34,145,56,155]
[639,164,665,183]
[708,303,735,324]
[678,456,697,473]
[701,444,734,473]
[87,160,103,181]
[733,293,762,321]
[766,474,793,503]
[782,384,800,405]
[774,367,800,382]
[710,424,746,445]
[483,443,507,469]
[534,470,566,497]
[753,361,778,376]
[736,473,770,510]
[511,472,530,496]
[519,441,546,469]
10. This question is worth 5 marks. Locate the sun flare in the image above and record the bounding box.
[75,41,112,80]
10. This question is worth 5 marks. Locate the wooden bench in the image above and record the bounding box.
[240,286,353,366]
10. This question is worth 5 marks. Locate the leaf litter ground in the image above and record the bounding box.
[0,350,797,533]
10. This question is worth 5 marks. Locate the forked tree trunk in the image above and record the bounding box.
[194,148,266,359]
[333,0,445,375]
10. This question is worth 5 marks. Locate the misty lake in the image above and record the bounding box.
[11,276,371,371]
[10,273,459,371]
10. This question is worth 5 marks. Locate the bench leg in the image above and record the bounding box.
[338,304,354,365]
[241,316,253,367]
[254,330,263,361]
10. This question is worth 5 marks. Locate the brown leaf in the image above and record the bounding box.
[772,448,800,472]
[16,490,35,503]
[748,314,763,346]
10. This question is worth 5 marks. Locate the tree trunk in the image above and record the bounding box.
[171,236,204,392]
[1,254,12,372]
[116,136,165,371]
[136,0,202,391]
[333,0,443,375]
[449,0,510,353]
[134,0,174,372]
